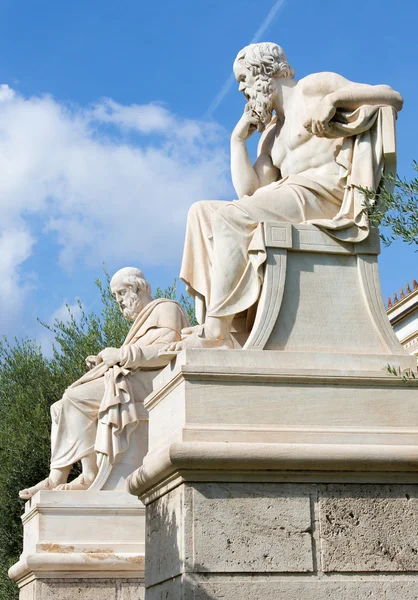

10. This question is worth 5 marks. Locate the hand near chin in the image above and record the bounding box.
[232,105,263,141]
[97,347,122,367]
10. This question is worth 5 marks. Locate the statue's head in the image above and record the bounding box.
[110,267,152,321]
[233,42,295,124]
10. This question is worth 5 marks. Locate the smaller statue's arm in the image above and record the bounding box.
[327,83,403,112]
[119,327,181,370]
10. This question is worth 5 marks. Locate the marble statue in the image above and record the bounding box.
[19,267,189,499]
[174,42,403,350]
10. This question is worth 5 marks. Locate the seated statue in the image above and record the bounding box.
[19,267,189,499]
[174,42,403,350]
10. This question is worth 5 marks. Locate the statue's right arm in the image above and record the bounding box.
[231,108,279,198]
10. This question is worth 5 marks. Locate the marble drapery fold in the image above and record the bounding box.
[180,106,393,323]
[50,299,189,468]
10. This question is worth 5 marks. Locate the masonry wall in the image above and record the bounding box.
[146,482,418,599]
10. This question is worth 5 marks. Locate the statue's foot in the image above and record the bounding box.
[54,473,95,491]
[167,324,235,351]
[19,477,57,500]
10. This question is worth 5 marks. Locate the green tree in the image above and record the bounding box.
[362,164,418,248]
[0,274,194,599]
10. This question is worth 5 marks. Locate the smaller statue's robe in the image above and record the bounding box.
[50,299,189,469]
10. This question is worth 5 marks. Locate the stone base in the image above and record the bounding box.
[9,491,145,599]
[18,577,143,600]
[146,481,418,599]
[127,349,418,598]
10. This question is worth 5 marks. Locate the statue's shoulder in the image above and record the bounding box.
[298,72,352,97]
[149,298,187,323]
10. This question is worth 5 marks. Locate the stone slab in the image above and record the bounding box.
[146,485,183,586]
[191,483,313,573]
[319,484,418,572]
[190,578,418,600]
[39,580,117,600]
[17,578,145,600]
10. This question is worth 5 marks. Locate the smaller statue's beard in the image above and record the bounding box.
[247,80,274,125]
[122,301,142,321]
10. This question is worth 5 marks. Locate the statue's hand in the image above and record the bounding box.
[232,105,262,141]
[98,347,122,367]
[85,355,100,370]
[304,98,336,137]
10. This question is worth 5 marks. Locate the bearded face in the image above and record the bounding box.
[246,77,274,125]
[112,280,148,321]
[234,61,274,126]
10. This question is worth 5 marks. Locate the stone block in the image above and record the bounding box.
[118,580,145,599]
[19,581,38,600]
[319,484,418,572]
[191,578,418,599]
[39,580,117,599]
[146,576,183,600]
[192,483,313,573]
[146,485,183,586]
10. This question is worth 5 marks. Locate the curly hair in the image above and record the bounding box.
[234,42,295,80]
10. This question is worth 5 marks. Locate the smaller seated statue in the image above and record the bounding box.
[19,267,189,499]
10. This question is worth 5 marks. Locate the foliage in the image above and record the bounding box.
[155,278,197,326]
[0,273,195,599]
[387,364,417,382]
[361,164,418,248]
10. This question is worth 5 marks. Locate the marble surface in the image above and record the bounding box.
[175,42,403,350]
[19,267,189,499]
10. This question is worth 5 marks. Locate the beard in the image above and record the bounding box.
[247,77,274,125]
[121,297,144,321]
[122,307,139,321]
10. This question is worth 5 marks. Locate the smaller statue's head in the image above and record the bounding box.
[110,267,152,321]
[233,42,295,124]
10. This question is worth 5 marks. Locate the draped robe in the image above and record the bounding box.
[50,299,189,468]
[180,100,396,325]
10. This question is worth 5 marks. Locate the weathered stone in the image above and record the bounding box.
[319,484,418,572]
[192,578,418,599]
[39,580,117,599]
[146,486,184,587]
[18,581,38,600]
[118,580,145,599]
[146,576,183,600]
[192,483,313,572]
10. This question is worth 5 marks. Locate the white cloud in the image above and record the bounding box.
[0,228,34,332]
[38,300,83,357]
[0,86,231,328]
[50,300,83,324]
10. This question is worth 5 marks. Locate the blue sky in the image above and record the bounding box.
[0,0,416,345]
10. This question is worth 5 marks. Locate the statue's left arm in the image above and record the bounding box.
[98,327,180,371]
[304,74,403,137]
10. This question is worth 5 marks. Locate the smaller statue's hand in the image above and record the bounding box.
[98,347,121,367]
[304,99,336,137]
[85,355,99,370]
[232,105,262,141]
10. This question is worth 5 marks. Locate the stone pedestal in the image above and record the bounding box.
[8,491,145,599]
[127,349,418,599]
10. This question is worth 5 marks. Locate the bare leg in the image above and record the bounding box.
[55,453,98,491]
[19,466,72,500]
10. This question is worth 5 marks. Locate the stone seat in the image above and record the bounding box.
[240,221,409,368]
